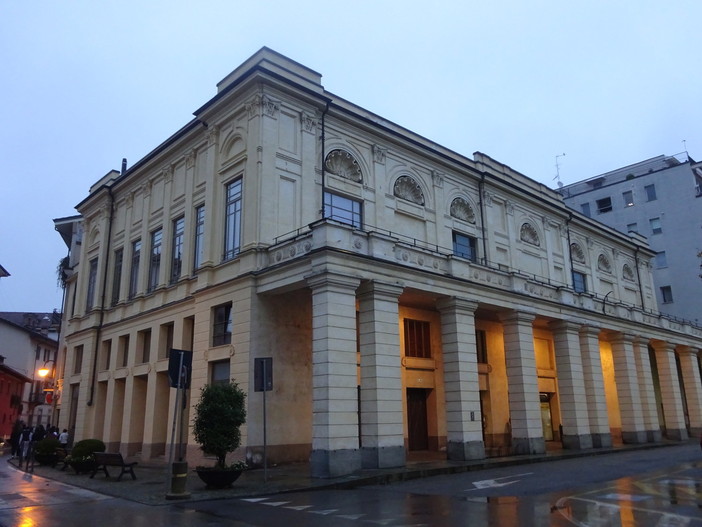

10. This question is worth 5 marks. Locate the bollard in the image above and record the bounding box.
[165,461,191,500]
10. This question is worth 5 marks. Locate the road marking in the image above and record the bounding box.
[466,472,533,490]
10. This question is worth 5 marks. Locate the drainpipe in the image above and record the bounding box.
[634,246,645,309]
[478,173,488,265]
[320,101,330,219]
[88,185,115,406]
[565,212,574,287]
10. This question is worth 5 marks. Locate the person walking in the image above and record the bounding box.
[58,429,69,450]
[18,426,32,464]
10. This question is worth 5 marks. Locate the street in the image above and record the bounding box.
[1,444,701,526]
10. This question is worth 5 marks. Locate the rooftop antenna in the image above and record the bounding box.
[554,153,566,188]
[683,139,688,155]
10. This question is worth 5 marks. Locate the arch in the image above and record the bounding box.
[622,263,635,281]
[325,149,362,183]
[597,253,612,273]
[520,222,540,247]
[393,175,425,205]
[449,197,476,223]
[220,129,246,162]
[570,242,586,264]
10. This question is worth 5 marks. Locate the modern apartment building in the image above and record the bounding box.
[560,154,702,325]
[56,48,702,478]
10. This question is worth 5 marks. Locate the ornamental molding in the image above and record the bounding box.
[325,149,363,183]
[570,243,586,263]
[622,263,635,281]
[262,95,280,118]
[431,170,443,188]
[185,150,196,169]
[206,124,220,146]
[449,197,476,223]
[482,190,493,207]
[301,111,317,133]
[597,253,612,273]
[393,175,425,205]
[520,222,540,246]
[372,144,386,164]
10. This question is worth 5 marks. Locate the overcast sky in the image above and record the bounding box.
[1,1,700,313]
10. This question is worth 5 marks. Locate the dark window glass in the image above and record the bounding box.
[129,240,141,299]
[148,228,162,292]
[645,184,657,201]
[224,180,242,261]
[572,271,587,293]
[324,191,362,228]
[213,303,232,346]
[596,197,612,214]
[452,231,477,262]
[194,205,205,270]
[111,248,123,306]
[86,258,98,311]
[404,319,431,358]
[170,217,184,284]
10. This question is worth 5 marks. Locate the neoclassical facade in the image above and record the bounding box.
[57,48,702,478]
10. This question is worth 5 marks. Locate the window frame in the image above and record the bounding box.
[452,231,478,262]
[170,216,184,284]
[193,205,205,270]
[645,184,657,202]
[223,180,242,261]
[649,217,662,235]
[148,228,162,292]
[596,197,612,214]
[660,285,674,303]
[129,239,141,299]
[111,248,123,306]
[324,190,362,229]
[580,202,591,217]
[572,270,587,293]
[622,190,634,207]
[212,303,233,347]
[403,318,432,359]
[86,258,98,311]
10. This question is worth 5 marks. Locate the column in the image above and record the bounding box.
[677,346,702,436]
[498,311,545,455]
[357,281,405,469]
[307,272,362,478]
[550,321,592,450]
[579,326,611,447]
[632,337,661,442]
[437,297,485,461]
[609,332,647,443]
[651,341,687,440]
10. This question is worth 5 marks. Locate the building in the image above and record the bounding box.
[0,356,31,441]
[0,311,60,427]
[559,154,702,325]
[57,48,702,478]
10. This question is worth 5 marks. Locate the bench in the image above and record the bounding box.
[90,452,138,481]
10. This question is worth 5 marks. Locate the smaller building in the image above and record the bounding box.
[0,356,31,441]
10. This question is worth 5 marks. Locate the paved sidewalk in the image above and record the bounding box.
[4,440,681,506]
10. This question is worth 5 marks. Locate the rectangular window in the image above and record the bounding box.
[73,345,84,374]
[572,271,587,293]
[212,303,232,346]
[655,251,667,268]
[118,334,130,368]
[129,240,141,299]
[475,329,488,364]
[580,203,591,217]
[660,285,674,303]
[86,258,98,311]
[170,216,184,284]
[596,197,612,214]
[101,339,112,370]
[210,360,230,385]
[138,329,151,363]
[148,228,162,292]
[650,217,662,235]
[452,231,478,262]
[111,248,123,306]
[224,180,242,261]
[193,205,205,270]
[626,222,638,233]
[645,184,657,201]
[622,190,634,207]
[403,319,431,358]
[324,191,362,228]
[159,322,174,360]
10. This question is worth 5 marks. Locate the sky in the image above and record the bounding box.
[1,1,700,313]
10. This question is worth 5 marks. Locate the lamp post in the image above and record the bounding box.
[36,360,58,427]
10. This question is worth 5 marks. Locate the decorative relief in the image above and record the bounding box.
[449,197,476,223]
[372,144,386,164]
[325,150,362,182]
[520,223,540,246]
[246,95,261,119]
[162,166,173,183]
[622,263,635,281]
[185,150,196,169]
[570,243,585,263]
[262,95,279,118]
[482,190,493,207]
[505,200,515,215]
[431,170,443,188]
[206,124,220,146]
[300,112,316,133]
[597,253,612,273]
[393,175,425,205]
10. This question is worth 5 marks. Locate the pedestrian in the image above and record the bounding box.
[18,426,32,464]
[58,429,69,450]
[9,420,23,460]
[33,424,46,443]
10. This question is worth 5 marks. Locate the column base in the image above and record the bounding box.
[562,433,593,450]
[591,433,612,448]
[447,440,485,461]
[621,430,648,444]
[665,428,689,441]
[646,429,663,443]
[512,437,545,455]
[361,446,405,469]
[310,448,361,478]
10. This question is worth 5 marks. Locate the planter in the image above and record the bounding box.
[195,468,243,489]
[70,459,97,474]
[34,453,59,466]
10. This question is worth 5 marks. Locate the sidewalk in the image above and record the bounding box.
[4,440,681,506]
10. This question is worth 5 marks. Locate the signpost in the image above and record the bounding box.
[254,357,272,481]
[166,348,192,499]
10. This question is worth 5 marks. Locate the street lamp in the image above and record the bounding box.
[37,360,55,379]
[36,360,58,425]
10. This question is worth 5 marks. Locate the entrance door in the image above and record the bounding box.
[407,388,429,451]
[539,392,554,441]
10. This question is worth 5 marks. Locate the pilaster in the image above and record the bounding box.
[650,340,687,441]
[677,346,702,437]
[609,332,647,444]
[578,325,611,447]
[632,337,661,442]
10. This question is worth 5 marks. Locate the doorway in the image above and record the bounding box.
[407,388,429,451]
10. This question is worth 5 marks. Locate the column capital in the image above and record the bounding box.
[548,319,581,334]
[650,340,676,354]
[436,296,478,315]
[606,331,634,346]
[675,345,698,356]
[578,325,601,338]
[357,280,404,300]
[306,271,361,292]
[498,310,535,325]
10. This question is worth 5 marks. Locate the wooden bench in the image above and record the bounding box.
[90,452,138,481]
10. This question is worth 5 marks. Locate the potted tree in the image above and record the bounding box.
[193,382,247,488]
[34,437,62,466]
[65,439,106,474]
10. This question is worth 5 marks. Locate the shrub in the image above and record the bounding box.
[70,438,106,460]
[34,438,61,456]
